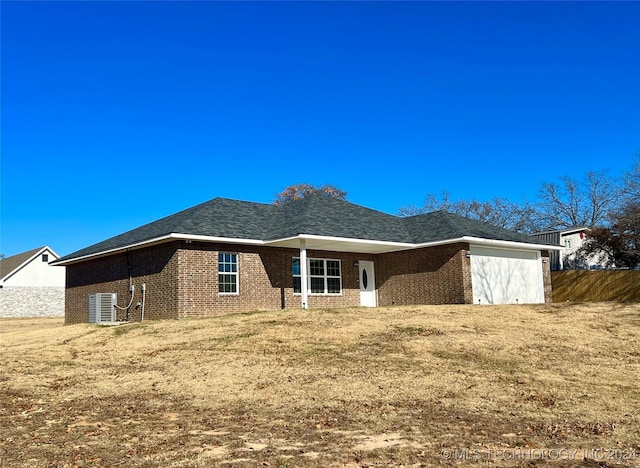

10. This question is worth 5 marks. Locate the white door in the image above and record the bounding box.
[470,246,545,305]
[359,261,376,307]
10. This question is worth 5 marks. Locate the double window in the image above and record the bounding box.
[293,257,342,295]
[218,253,238,294]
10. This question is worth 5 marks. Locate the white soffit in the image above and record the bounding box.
[265,235,415,254]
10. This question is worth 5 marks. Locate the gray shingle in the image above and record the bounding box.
[267,196,413,242]
[56,196,552,263]
[403,211,551,245]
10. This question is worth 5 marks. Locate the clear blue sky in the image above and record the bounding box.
[2,1,639,257]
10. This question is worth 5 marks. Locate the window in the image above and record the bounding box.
[293,258,301,294]
[218,253,238,294]
[564,240,572,249]
[42,254,49,262]
[293,257,342,295]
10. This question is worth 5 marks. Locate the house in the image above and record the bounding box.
[53,196,561,324]
[530,227,607,270]
[0,246,65,317]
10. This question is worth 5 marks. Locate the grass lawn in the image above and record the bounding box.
[1,302,639,467]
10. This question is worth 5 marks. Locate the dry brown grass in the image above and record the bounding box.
[1,303,639,467]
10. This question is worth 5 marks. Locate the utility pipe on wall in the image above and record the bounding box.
[140,283,146,321]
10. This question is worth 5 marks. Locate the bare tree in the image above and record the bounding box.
[532,171,621,230]
[274,183,347,206]
[577,200,640,269]
[398,191,535,232]
[623,154,640,201]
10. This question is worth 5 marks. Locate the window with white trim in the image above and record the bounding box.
[218,252,238,294]
[293,257,342,295]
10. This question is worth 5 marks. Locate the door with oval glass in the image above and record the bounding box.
[359,260,376,307]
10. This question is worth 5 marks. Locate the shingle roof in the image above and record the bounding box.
[404,210,550,244]
[267,195,413,242]
[56,196,553,263]
[1,246,48,281]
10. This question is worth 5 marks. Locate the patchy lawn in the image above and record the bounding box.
[1,303,639,467]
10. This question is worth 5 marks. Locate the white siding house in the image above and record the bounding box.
[0,246,65,317]
[530,228,607,270]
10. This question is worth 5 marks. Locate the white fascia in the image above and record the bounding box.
[176,233,265,245]
[53,233,562,266]
[52,233,267,266]
[457,236,563,251]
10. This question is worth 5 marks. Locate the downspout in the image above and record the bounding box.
[300,239,308,309]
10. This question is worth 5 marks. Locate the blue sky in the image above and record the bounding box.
[2,1,639,257]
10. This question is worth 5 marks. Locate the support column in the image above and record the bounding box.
[300,239,308,309]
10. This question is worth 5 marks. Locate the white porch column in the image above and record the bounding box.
[300,239,308,309]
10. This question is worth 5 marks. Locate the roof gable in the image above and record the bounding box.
[0,246,58,281]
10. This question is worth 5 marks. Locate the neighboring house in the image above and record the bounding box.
[54,196,561,324]
[0,246,65,317]
[530,227,607,271]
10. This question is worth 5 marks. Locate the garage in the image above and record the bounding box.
[470,245,545,305]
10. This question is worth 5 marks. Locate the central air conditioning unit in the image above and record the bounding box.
[88,293,117,323]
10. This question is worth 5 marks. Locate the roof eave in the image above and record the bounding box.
[532,227,592,236]
[412,236,562,251]
[462,236,563,251]
[52,234,267,266]
[52,232,562,266]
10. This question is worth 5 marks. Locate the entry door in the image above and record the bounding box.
[359,261,376,307]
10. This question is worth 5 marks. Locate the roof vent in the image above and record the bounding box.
[89,293,116,323]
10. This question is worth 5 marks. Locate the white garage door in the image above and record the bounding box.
[470,245,544,305]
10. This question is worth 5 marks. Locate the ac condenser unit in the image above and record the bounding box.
[89,293,117,323]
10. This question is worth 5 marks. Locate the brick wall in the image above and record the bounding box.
[0,287,65,317]
[65,243,180,324]
[176,242,372,316]
[377,243,472,306]
[64,241,376,322]
[64,240,549,322]
[177,243,286,317]
[302,250,375,309]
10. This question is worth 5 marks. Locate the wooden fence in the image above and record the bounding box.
[552,270,640,302]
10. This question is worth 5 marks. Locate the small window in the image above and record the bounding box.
[42,254,49,262]
[564,240,572,249]
[292,258,302,294]
[218,253,238,294]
